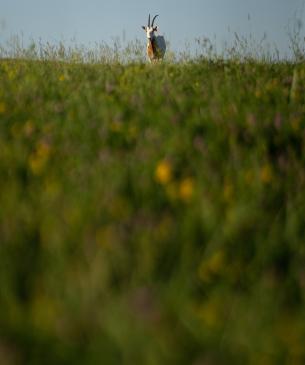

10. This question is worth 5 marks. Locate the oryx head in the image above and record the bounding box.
[142,14,159,40]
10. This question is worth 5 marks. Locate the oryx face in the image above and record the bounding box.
[142,26,158,40]
[142,14,159,40]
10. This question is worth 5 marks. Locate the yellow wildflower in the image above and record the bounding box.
[36,141,51,158]
[179,178,194,202]
[0,102,6,114]
[24,120,35,137]
[58,74,65,82]
[29,141,51,175]
[110,120,123,133]
[198,251,225,283]
[196,296,224,329]
[255,89,262,99]
[260,165,272,184]
[155,160,172,185]
[29,157,45,175]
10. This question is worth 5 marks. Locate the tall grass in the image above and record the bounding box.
[0,29,300,63]
[0,33,305,365]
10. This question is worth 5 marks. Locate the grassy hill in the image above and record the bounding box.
[1,56,305,364]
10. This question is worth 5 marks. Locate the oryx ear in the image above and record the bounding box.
[153,26,158,32]
[142,26,146,30]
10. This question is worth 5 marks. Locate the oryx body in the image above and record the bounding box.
[142,14,166,62]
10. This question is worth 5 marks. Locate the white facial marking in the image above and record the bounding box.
[146,27,153,39]
[145,26,157,40]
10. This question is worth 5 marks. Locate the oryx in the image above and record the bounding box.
[142,14,166,62]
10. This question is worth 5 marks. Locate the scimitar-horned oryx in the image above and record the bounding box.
[142,14,166,62]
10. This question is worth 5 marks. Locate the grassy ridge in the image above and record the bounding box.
[1,58,305,364]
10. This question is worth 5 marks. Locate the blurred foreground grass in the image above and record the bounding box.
[1,56,305,365]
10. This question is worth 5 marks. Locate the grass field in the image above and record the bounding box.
[1,46,305,364]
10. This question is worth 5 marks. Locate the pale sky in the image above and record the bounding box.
[0,0,304,57]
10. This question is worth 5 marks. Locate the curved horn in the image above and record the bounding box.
[152,15,159,27]
[148,14,151,27]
